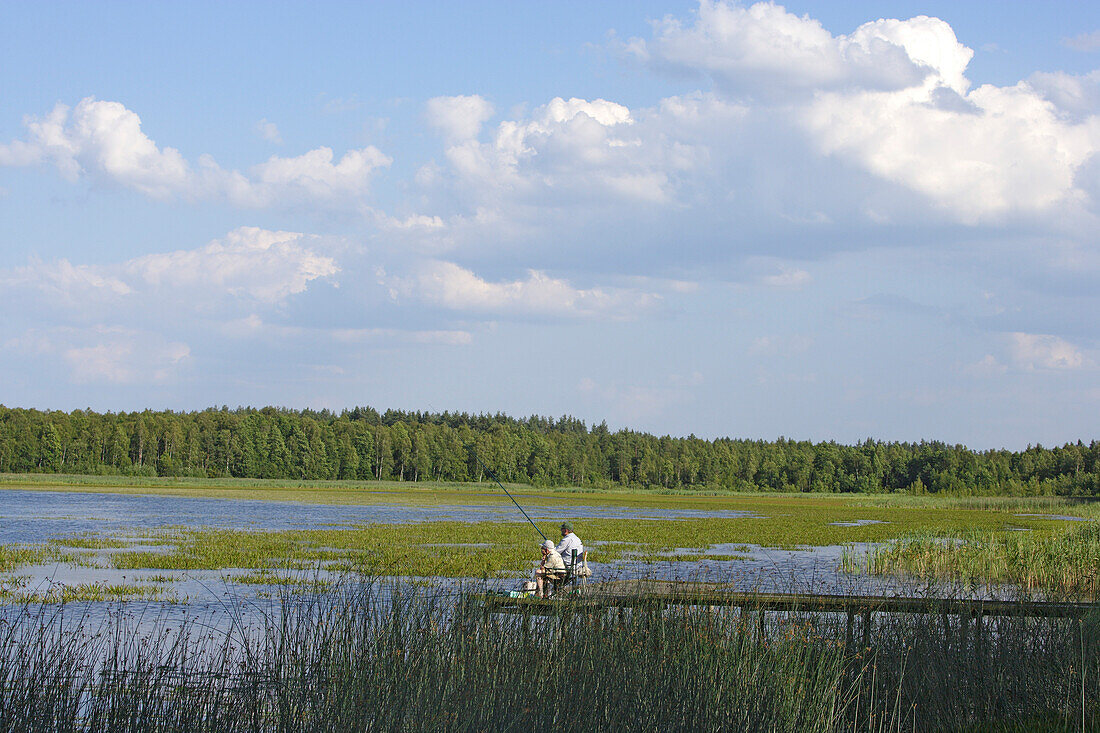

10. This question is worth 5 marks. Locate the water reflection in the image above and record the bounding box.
[0,489,760,544]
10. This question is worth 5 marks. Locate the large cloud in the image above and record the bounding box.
[624,1,1100,226]
[398,5,1097,274]
[124,227,339,302]
[805,77,1100,224]
[0,98,390,206]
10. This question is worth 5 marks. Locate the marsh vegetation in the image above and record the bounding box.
[0,488,1098,602]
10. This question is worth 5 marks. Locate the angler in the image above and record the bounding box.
[475,453,590,597]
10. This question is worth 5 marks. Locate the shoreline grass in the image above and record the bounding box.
[7,472,1099,512]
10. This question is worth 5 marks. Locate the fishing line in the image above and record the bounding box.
[473,453,547,541]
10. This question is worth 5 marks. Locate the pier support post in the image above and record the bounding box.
[960,610,970,652]
[845,609,855,658]
[862,608,871,653]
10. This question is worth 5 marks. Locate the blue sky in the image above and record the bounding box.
[2,1,1099,449]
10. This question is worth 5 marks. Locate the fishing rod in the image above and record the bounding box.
[473,453,547,541]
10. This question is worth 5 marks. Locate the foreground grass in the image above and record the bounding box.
[0,580,1096,731]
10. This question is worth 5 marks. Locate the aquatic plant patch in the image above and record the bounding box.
[846,521,1100,597]
[46,535,132,549]
[85,502,1062,580]
[0,581,172,604]
[0,544,73,572]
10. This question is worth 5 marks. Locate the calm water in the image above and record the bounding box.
[0,489,762,544]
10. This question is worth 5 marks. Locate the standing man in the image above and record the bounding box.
[556,521,583,570]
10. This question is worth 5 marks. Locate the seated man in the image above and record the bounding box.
[534,539,566,598]
[555,522,584,571]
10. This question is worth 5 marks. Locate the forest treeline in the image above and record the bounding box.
[0,405,1098,495]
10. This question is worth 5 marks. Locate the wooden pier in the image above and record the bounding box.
[477,579,1100,620]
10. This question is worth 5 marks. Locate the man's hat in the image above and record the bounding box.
[561,522,573,532]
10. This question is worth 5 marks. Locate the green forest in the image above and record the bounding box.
[0,405,1097,495]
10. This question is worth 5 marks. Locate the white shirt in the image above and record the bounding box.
[555,532,584,566]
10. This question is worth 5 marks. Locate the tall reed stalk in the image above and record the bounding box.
[0,581,1096,731]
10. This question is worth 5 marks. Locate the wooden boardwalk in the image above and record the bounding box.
[478,579,1100,620]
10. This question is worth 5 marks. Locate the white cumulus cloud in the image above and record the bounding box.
[805,79,1100,223]
[123,226,339,302]
[1064,30,1100,52]
[0,97,390,207]
[633,1,967,98]
[0,98,190,198]
[256,118,283,144]
[426,94,691,222]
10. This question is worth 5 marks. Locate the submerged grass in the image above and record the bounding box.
[10,583,173,604]
[95,505,1060,580]
[0,579,1095,731]
[47,536,132,550]
[0,495,1089,596]
[0,544,73,572]
[0,579,173,604]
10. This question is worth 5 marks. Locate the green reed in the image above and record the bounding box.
[0,579,1096,732]
[846,521,1100,598]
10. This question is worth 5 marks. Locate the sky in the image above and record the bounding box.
[1,1,1099,450]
